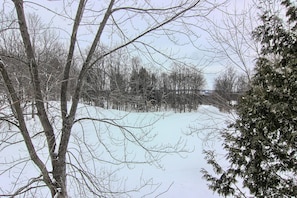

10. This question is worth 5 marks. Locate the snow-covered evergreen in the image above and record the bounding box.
[203,1,297,197]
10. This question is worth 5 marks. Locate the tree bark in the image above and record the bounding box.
[12,0,56,159]
[61,0,86,120]
[0,60,55,197]
[12,0,58,196]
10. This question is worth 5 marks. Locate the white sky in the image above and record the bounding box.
[3,0,257,89]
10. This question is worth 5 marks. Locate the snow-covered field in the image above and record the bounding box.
[0,103,234,197]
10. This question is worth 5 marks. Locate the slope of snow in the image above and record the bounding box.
[0,103,233,197]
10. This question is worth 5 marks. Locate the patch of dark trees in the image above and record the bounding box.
[80,65,245,112]
[81,88,243,112]
[0,53,246,113]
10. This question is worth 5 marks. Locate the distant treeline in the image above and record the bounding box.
[1,45,247,112]
[81,88,243,112]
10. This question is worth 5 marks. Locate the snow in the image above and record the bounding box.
[0,103,233,197]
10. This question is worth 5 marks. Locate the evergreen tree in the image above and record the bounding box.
[138,67,151,97]
[129,67,151,97]
[129,69,137,94]
[110,69,126,92]
[202,1,297,197]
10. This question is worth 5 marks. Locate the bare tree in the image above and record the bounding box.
[0,0,226,197]
[213,66,249,111]
[206,1,259,81]
[168,63,205,112]
[213,67,235,111]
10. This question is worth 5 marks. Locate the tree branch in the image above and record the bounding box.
[0,59,54,196]
[60,0,86,120]
[89,0,201,70]
[58,0,116,160]
[12,0,56,163]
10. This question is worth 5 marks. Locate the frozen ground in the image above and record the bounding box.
[0,103,234,197]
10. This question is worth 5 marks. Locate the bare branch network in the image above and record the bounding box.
[0,0,231,197]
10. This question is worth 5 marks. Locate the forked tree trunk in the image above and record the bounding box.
[7,0,202,196]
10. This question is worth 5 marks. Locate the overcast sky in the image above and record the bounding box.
[3,0,257,89]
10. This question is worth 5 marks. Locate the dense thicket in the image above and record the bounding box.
[202,1,297,197]
[81,56,206,112]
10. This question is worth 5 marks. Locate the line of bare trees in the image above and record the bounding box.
[0,31,249,115]
[81,54,206,112]
[212,66,249,111]
[0,39,206,113]
[0,11,251,115]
